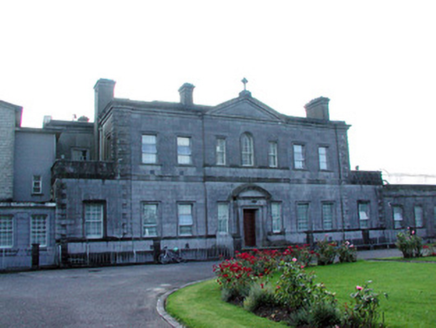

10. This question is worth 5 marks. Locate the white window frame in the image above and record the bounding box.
[142,134,157,164]
[297,203,309,231]
[414,206,424,228]
[178,203,193,236]
[392,205,403,229]
[32,175,42,194]
[0,216,13,248]
[269,141,278,168]
[142,203,158,237]
[293,144,305,169]
[241,133,254,166]
[217,203,229,234]
[318,146,328,170]
[216,138,226,166]
[322,203,334,230]
[177,137,192,165]
[31,215,48,247]
[271,202,282,233]
[84,203,104,239]
[358,202,370,229]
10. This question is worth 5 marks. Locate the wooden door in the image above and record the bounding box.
[243,209,256,247]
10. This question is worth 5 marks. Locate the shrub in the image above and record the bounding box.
[243,281,276,312]
[396,228,422,258]
[338,241,357,263]
[316,236,338,265]
[213,258,254,300]
[342,281,388,328]
[422,243,436,257]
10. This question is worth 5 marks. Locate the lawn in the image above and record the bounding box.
[166,260,436,328]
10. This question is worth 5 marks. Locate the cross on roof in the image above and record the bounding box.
[241,77,248,91]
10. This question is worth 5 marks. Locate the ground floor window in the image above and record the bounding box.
[358,202,370,229]
[178,204,193,235]
[322,203,334,230]
[142,203,158,237]
[271,202,282,233]
[217,203,229,233]
[392,206,403,229]
[84,203,104,239]
[0,216,13,248]
[414,206,423,228]
[31,215,47,247]
[297,203,309,231]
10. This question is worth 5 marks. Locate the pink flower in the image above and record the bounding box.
[301,265,305,269]
[411,230,415,235]
[292,258,297,262]
[356,285,363,290]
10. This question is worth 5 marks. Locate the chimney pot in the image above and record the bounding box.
[305,97,330,120]
[178,83,195,105]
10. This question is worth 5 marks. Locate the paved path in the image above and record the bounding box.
[0,262,217,328]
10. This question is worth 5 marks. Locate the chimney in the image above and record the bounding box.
[305,97,330,121]
[178,83,195,106]
[94,79,116,121]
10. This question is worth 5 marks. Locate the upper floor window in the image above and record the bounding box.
[297,203,309,231]
[177,137,192,165]
[269,142,278,168]
[392,205,403,229]
[217,203,229,233]
[216,138,226,165]
[293,144,305,169]
[178,203,193,235]
[31,215,47,247]
[241,133,254,166]
[142,203,158,237]
[318,146,328,170]
[414,206,423,228]
[322,203,334,230]
[142,135,157,164]
[0,216,13,248]
[358,202,370,229]
[84,203,104,239]
[32,175,42,194]
[72,149,89,161]
[271,202,282,233]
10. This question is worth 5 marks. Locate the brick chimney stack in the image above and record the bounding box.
[305,97,330,121]
[178,83,195,106]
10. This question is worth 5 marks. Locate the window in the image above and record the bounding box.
[142,135,157,164]
[241,133,254,166]
[177,137,192,164]
[31,215,47,247]
[392,206,403,229]
[178,204,193,235]
[318,147,328,170]
[269,142,278,168]
[142,203,158,236]
[32,175,42,194]
[322,203,334,230]
[358,202,370,229]
[297,203,309,231]
[216,138,226,165]
[217,203,229,233]
[414,206,423,228]
[293,144,305,169]
[271,202,282,233]
[84,203,104,239]
[72,149,89,161]
[434,206,436,229]
[0,216,13,248]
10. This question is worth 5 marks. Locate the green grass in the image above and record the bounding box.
[166,261,436,328]
[380,256,436,262]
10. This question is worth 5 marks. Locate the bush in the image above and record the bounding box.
[243,282,276,312]
[288,300,342,328]
[338,241,357,263]
[342,281,388,328]
[396,228,422,258]
[316,236,338,265]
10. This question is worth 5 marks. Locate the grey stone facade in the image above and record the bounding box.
[1,79,435,270]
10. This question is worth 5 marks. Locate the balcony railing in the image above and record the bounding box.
[52,160,115,181]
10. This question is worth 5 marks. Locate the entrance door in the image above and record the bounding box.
[243,209,256,247]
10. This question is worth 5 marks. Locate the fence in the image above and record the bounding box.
[0,246,58,271]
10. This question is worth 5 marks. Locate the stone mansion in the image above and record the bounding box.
[1,79,435,269]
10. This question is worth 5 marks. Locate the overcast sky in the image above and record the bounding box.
[1,1,435,181]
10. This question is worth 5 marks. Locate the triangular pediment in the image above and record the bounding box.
[207,96,284,122]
